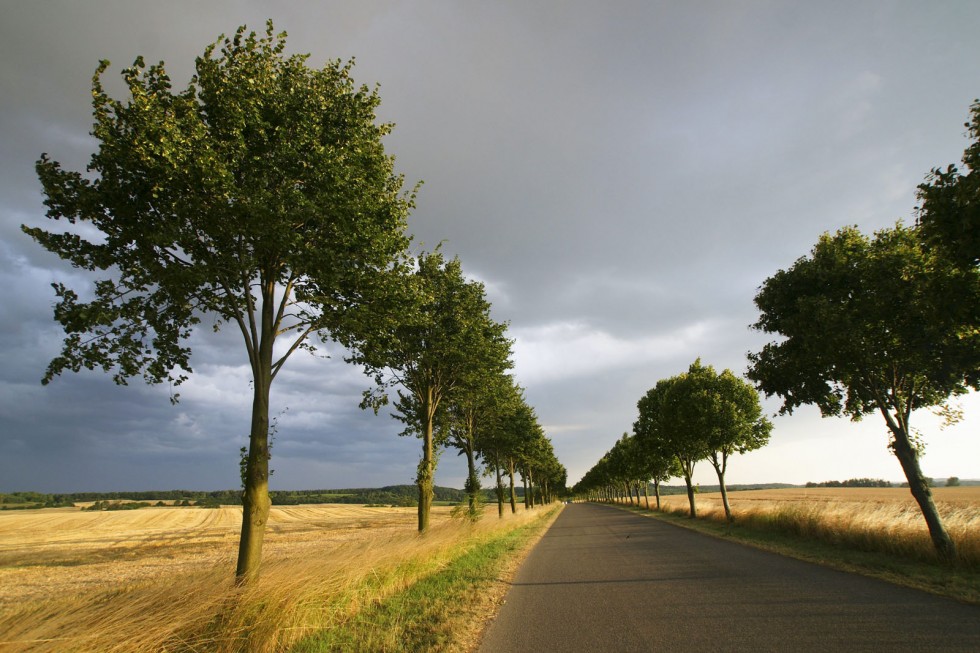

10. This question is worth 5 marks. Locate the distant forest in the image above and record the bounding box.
[0,485,484,510]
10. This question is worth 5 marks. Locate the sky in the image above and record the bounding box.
[2,1,979,494]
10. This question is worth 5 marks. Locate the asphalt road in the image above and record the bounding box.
[478,502,980,652]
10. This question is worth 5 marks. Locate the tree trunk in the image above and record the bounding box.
[711,451,733,522]
[508,458,517,513]
[685,477,696,517]
[463,440,480,518]
[417,387,436,533]
[236,374,272,584]
[235,289,276,585]
[654,480,661,510]
[643,482,650,510]
[890,424,956,562]
[495,462,504,518]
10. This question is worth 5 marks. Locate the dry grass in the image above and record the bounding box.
[0,503,546,652]
[650,486,980,566]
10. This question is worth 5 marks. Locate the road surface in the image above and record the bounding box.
[478,502,980,652]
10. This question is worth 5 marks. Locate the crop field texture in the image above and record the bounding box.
[653,486,980,565]
[0,503,542,652]
[0,504,447,606]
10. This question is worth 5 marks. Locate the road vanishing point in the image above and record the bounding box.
[478,502,980,652]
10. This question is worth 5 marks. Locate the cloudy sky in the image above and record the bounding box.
[2,1,979,493]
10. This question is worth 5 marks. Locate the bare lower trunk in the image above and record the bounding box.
[417,388,437,533]
[464,443,480,518]
[890,424,956,562]
[654,480,661,510]
[711,451,733,522]
[236,375,272,583]
[508,458,517,513]
[643,482,650,510]
[235,291,276,585]
[495,463,504,518]
[685,478,696,517]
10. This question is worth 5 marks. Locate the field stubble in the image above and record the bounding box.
[653,486,980,566]
[0,503,545,652]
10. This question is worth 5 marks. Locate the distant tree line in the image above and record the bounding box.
[804,479,893,488]
[574,359,771,521]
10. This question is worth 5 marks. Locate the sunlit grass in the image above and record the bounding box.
[0,505,555,652]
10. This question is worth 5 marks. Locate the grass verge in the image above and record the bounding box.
[617,503,980,605]
[290,505,559,652]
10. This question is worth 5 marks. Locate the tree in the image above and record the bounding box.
[635,372,710,517]
[633,415,683,511]
[747,224,979,562]
[916,100,980,270]
[480,386,539,515]
[684,360,772,521]
[23,23,414,583]
[444,351,513,520]
[356,252,508,531]
[946,476,961,487]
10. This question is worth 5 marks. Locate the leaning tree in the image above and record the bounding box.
[748,224,979,562]
[24,23,414,582]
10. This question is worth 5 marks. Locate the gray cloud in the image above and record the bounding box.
[2,1,979,493]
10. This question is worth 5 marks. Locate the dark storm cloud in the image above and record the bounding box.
[2,1,980,492]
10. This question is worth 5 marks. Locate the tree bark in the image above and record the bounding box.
[654,480,661,510]
[495,463,504,518]
[682,461,697,518]
[711,451,734,522]
[508,458,517,513]
[643,482,650,510]
[890,424,956,562]
[235,285,276,584]
[463,439,480,518]
[417,387,436,532]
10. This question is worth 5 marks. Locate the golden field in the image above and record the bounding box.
[0,504,451,606]
[650,486,980,566]
[0,503,548,652]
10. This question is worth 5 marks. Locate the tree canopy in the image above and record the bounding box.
[23,22,414,582]
[747,223,979,561]
[916,99,980,270]
[354,251,512,531]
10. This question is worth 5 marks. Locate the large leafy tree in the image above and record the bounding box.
[23,23,414,582]
[357,252,508,531]
[685,360,772,521]
[635,372,709,517]
[747,224,979,562]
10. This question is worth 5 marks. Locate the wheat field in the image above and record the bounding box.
[651,486,980,565]
[0,503,547,652]
[0,504,449,606]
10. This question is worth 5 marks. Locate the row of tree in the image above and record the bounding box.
[576,99,980,564]
[573,360,771,521]
[24,22,564,584]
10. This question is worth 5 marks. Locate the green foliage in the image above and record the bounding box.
[84,500,152,511]
[748,222,977,562]
[748,224,979,424]
[805,478,893,488]
[916,99,980,270]
[23,20,415,580]
[946,476,961,487]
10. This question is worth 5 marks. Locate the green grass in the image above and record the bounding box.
[290,507,557,652]
[620,503,980,604]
